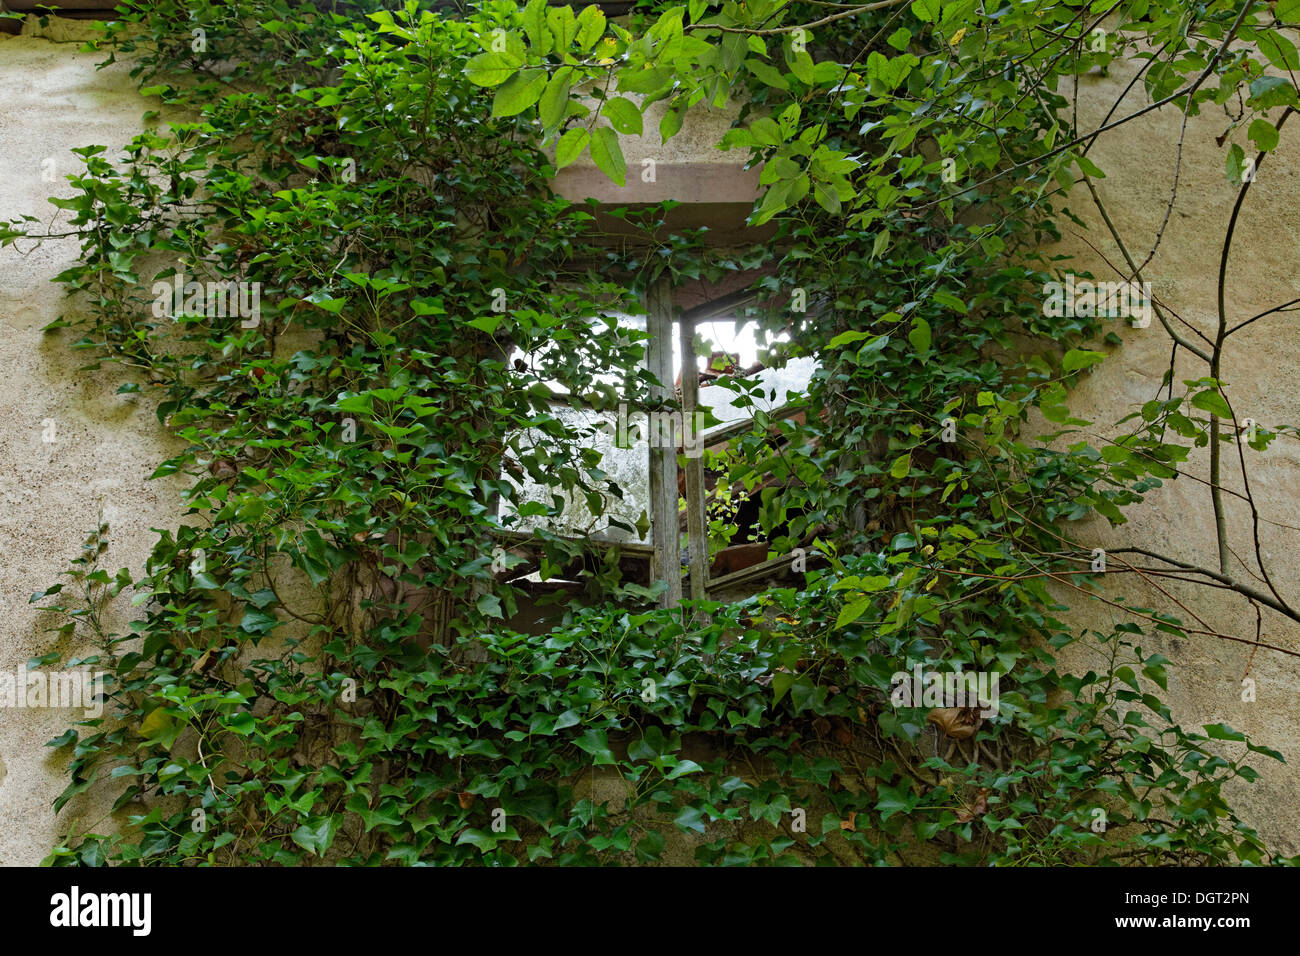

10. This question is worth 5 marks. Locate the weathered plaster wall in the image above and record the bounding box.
[0,20,1295,865]
[1043,57,1300,855]
[0,24,185,866]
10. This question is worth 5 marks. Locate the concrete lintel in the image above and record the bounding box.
[553,161,761,206]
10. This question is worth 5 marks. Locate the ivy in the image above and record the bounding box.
[7,0,1297,867]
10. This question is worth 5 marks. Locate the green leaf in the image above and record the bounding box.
[634,829,666,863]
[601,96,643,136]
[575,4,606,51]
[575,728,617,764]
[908,317,932,355]
[1062,349,1105,372]
[240,606,279,635]
[933,290,967,313]
[828,329,874,349]
[660,103,685,143]
[749,116,783,146]
[466,52,522,88]
[521,0,552,56]
[589,126,626,187]
[786,48,815,86]
[1203,723,1246,742]
[772,670,796,704]
[889,452,911,479]
[1261,29,1300,70]
[910,0,940,24]
[292,817,338,857]
[456,828,499,851]
[1074,153,1106,179]
[835,596,871,629]
[538,67,574,130]
[1248,118,1279,152]
[813,182,841,214]
[225,712,257,736]
[476,593,504,619]
[1191,388,1232,418]
[302,293,346,314]
[876,783,913,821]
[1226,143,1246,183]
[556,127,589,168]
[492,69,547,117]
[618,66,671,94]
[745,58,789,90]
[46,729,77,749]
[871,229,891,259]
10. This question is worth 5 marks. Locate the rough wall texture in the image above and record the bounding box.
[0,26,185,866]
[1043,57,1300,856]
[0,22,1296,864]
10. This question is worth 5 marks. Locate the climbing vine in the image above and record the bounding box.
[6,0,1298,865]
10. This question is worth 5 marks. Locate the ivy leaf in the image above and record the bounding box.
[889,452,912,479]
[468,315,502,335]
[240,606,279,635]
[1203,723,1246,742]
[291,817,338,857]
[46,729,78,749]
[1061,349,1105,372]
[634,829,666,862]
[225,712,257,736]
[589,126,626,186]
[575,727,617,764]
[876,783,914,821]
[772,670,796,704]
[476,593,504,619]
[908,317,932,355]
[456,829,499,851]
[302,292,346,314]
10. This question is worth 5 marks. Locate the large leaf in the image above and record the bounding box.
[492,69,547,117]
[465,52,521,88]
[601,96,643,136]
[555,127,589,168]
[575,4,606,51]
[589,125,626,186]
[539,67,574,130]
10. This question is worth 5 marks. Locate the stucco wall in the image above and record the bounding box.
[0,24,185,866]
[1044,56,1300,856]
